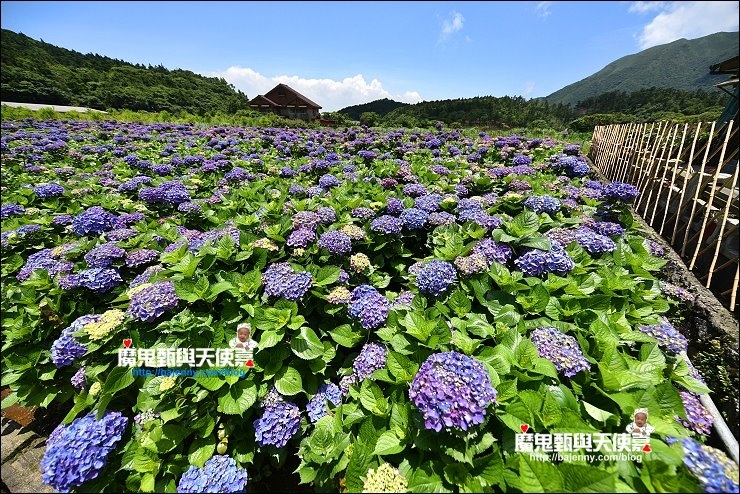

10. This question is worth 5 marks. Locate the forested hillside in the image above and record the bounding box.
[1,29,251,114]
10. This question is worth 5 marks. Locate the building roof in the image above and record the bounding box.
[710,56,739,75]
[263,83,321,109]
[249,94,280,107]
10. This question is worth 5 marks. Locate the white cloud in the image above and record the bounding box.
[522,81,536,97]
[439,11,465,42]
[208,67,423,112]
[535,1,552,18]
[628,1,667,14]
[630,1,739,49]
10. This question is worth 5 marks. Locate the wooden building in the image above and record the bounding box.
[249,83,321,121]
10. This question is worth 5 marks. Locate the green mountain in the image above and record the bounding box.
[337,98,409,120]
[1,29,251,115]
[546,31,739,106]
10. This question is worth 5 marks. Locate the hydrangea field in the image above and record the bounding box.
[1,118,738,493]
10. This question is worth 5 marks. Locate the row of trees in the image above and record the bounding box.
[1,29,251,115]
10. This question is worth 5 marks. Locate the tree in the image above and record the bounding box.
[359,111,380,126]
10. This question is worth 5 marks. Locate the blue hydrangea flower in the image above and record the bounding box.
[681,437,739,493]
[637,319,688,355]
[409,352,497,432]
[306,383,342,423]
[416,260,457,296]
[403,183,428,197]
[370,215,403,235]
[286,228,316,248]
[75,267,123,293]
[353,343,387,381]
[71,206,117,236]
[573,227,616,254]
[262,262,313,300]
[530,327,591,377]
[400,208,429,230]
[591,221,625,237]
[677,391,713,436]
[514,243,574,277]
[71,367,87,390]
[318,173,340,188]
[1,203,25,219]
[125,249,159,268]
[386,197,404,215]
[254,401,301,448]
[472,238,513,265]
[33,183,65,198]
[177,455,248,493]
[84,242,126,268]
[428,212,456,226]
[524,195,561,214]
[128,280,179,322]
[41,411,129,493]
[317,206,337,225]
[348,285,390,330]
[318,230,352,255]
[604,181,639,202]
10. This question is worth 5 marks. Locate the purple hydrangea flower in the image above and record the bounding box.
[316,206,337,224]
[40,411,129,493]
[573,227,615,254]
[530,327,591,377]
[339,374,358,395]
[403,183,428,198]
[591,221,625,237]
[318,173,340,188]
[306,383,342,423]
[512,154,532,166]
[428,212,456,226]
[286,228,316,248]
[604,181,639,202]
[254,401,301,448]
[414,194,443,212]
[523,195,561,214]
[128,280,179,322]
[454,253,489,276]
[130,265,163,288]
[416,260,457,296]
[71,367,87,389]
[514,243,575,277]
[261,262,313,300]
[353,343,387,381]
[472,238,513,265]
[291,211,321,231]
[51,214,74,226]
[637,319,688,355]
[351,207,375,221]
[318,230,352,255]
[409,352,497,432]
[381,178,398,189]
[16,248,75,282]
[84,242,126,268]
[371,215,403,235]
[1,204,25,219]
[348,285,390,329]
[659,281,696,303]
[677,391,713,435]
[400,208,429,230]
[390,291,415,309]
[71,206,117,236]
[125,249,159,268]
[33,183,65,198]
[681,437,739,493]
[647,239,666,257]
[75,267,123,293]
[177,454,248,493]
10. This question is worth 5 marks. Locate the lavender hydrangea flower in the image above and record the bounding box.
[339,374,358,395]
[403,183,428,197]
[573,227,615,254]
[254,401,301,448]
[677,391,714,435]
[524,195,561,214]
[348,285,390,329]
[74,267,123,293]
[591,221,625,237]
[71,206,117,236]
[472,238,513,265]
[318,230,352,255]
[316,206,337,225]
[399,208,429,230]
[291,211,321,231]
[353,343,387,381]
[40,411,129,493]
[1,204,25,219]
[659,281,696,303]
[286,228,316,248]
[33,183,65,198]
[261,262,313,300]
[306,383,342,423]
[428,211,456,226]
[681,437,739,493]
[84,242,126,268]
[647,239,666,257]
[530,327,591,377]
[604,181,639,202]
[409,352,497,432]
[370,215,403,235]
[130,265,163,288]
[16,248,75,282]
[637,319,688,355]
[318,173,340,188]
[51,214,74,226]
[177,455,248,493]
[415,260,457,296]
[351,207,375,221]
[125,249,159,268]
[514,243,574,277]
[128,281,179,323]
[71,367,87,389]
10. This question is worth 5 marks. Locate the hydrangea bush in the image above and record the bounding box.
[0,119,722,493]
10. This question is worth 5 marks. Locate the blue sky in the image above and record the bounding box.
[2,1,738,111]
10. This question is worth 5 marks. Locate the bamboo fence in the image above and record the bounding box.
[588,120,739,311]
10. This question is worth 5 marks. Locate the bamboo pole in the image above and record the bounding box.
[618,123,640,182]
[690,119,734,270]
[629,122,660,188]
[669,122,702,246]
[649,124,681,227]
[703,165,739,288]
[728,266,739,311]
[621,123,647,184]
[681,121,716,257]
[636,122,671,211]
[659,123,690,236]
[639,123,677,219]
